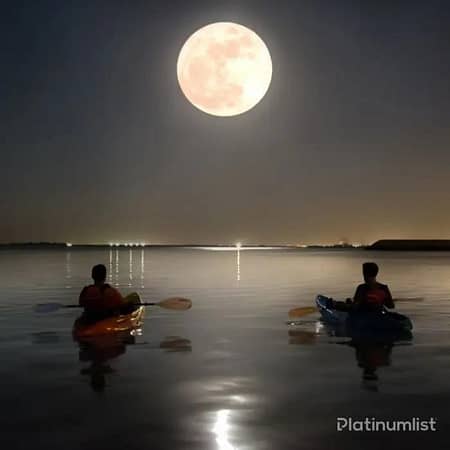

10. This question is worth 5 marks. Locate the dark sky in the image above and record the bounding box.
[1,0,449,244]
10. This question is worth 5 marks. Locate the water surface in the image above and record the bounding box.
[1,248,449,449]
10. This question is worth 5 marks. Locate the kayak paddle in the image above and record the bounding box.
[288,297,424,317]
[288,306,317,318]
[35,297,192,314]
[391,297,424,302]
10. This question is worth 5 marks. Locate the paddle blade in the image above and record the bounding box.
[34,303,64,313]
[156,297,192,310]
[288,306,317,318]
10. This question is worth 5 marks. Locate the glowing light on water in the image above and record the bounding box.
[109,248,113,282]
[115,248,119,287]
[236,247,241,282]
[65,251,71,288]
[129,248,133,287]
[140,248,145,288]
[315,321,324,334]
[66,242,72,247]
[212,410,236,450]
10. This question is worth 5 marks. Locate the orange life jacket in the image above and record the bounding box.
[366,288,388,306]
[79,284,123,312]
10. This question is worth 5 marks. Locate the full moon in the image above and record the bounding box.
[177,22,272,117]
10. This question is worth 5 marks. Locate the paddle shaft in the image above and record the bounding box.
[63,302,156,308]
[288,297,423,317]
[35,295,191,313]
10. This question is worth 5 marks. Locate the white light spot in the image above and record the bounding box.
[212,410,236,450]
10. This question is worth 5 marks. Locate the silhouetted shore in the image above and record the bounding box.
[368,240,450,251]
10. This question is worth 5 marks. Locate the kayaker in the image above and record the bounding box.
[79,264,126,316]
[353,262,394,312]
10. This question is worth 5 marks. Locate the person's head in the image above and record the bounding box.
[91,264,107,283]
[362,262,379,282]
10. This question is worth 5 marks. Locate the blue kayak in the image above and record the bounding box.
[316,295,413,334]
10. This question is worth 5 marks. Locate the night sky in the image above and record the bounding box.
[1,0,449,244]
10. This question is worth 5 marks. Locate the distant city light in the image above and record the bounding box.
[107,242,149,247]
[66,242,72,247]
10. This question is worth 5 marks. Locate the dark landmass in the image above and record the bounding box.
[368,240,450,251]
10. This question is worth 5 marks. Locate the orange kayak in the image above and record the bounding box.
[73,300,145,339]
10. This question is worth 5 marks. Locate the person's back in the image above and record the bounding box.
[353,262,394,312]
[79,264,123,315]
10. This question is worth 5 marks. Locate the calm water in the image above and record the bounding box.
[1,248,449,449]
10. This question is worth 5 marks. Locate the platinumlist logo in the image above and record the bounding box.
[336,417,438,432]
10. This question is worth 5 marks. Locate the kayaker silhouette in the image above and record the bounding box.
[327,262,394,312]
[79,264,133,316]
[353,262,395,311]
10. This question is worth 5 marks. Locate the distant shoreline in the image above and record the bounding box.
[0,242,360,250]
[1,240,449,251]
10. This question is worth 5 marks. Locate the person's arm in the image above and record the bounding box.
[353,284,365,306]
[383,285,395,309]
[79,286,88,307]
